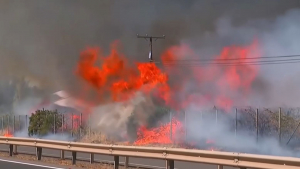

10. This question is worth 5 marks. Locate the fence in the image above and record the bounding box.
[0,136,299,169]
[0,113,87,140]
[1,107,300,149]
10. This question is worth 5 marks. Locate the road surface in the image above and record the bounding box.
[0,144,242,169]
[0,157,67,169]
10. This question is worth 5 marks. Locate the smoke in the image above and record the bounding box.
[184,106,300,157]
[181,9,300,107]
[0,0,300,157]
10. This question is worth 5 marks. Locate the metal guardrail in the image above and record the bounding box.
[0,136,299,169]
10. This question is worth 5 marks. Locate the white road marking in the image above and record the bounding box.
[0,158,65,169]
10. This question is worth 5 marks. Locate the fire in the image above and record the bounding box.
[161,39,260,111]
[72,115,80,129]
[4,130,13,137]
[75,39,261,146]
[76,41,169,103]
[134,118,184,145]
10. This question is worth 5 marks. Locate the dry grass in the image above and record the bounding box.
[0,151,136,169]
[79,133,196,150]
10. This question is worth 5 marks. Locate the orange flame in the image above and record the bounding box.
[75,39,261,145]
[134,118,184,145]
[76,41,170,103]
[4,130,13,137]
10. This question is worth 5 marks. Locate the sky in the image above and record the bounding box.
[0,0,299,109]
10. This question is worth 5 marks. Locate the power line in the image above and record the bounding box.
[152,54,300,67]
[162,58,300,65]
[162,54,300,63]
[160,60,300,67]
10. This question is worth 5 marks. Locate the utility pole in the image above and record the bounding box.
[137,34,165,62]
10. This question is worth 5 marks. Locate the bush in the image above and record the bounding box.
[28,109,62,136]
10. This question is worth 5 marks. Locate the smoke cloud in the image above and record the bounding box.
[0,0,300,157]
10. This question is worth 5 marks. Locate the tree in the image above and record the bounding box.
[28,109,62,136]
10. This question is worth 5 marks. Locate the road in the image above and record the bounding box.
[0,144,241,169]
[0,157,67,169]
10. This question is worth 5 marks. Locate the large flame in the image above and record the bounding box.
[75,39,260,146]
[76,41,169,103]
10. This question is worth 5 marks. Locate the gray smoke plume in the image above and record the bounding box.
[0,0,300,156]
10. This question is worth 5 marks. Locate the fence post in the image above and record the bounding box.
[18,115,21,131]
[13,115,15,134]
[216,108,218,125]
[54,114,56,134]
[124,156,129,168]
[88,114,91,137]
[235,108,237,139]
[218,165,223,169]
[25,115,28,129]
[80,113,82,138]
[166,160,174,169]
[72,151,77,165]
[170,111,172,141]
[256,108,259,143]
[1,116,3,133]
[7,115,9,134]
[71,113,74,137]
[90,153,94,164]
[279,107,282,144]
[184,111,187,141]
[114,156,119,169]
[62,114,64,133]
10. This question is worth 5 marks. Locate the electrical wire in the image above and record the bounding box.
[152,54,300,67]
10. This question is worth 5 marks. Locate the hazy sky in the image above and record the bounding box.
[0,0,299,107]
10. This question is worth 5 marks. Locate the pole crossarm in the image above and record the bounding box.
[137,34,165,62]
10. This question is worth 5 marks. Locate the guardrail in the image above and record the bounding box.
[0,136,299,169]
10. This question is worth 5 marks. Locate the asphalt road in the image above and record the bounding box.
[0,144,241,169]
[0,157,67,169]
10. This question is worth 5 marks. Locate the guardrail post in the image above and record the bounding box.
[13,145,17,155]
[218,165,223,169]
[37,147,42,160]
[60,150,64,159]
[90,153,94,164]
[72,151,77,165]
[124,156,129,168]
[114,156,119,169]
[9,144,13,156]
[166,160,174,169]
